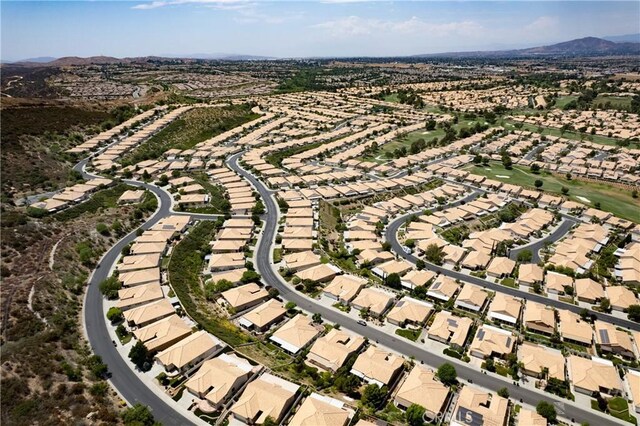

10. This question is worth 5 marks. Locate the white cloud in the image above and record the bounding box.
[131,0,246,10]
[313,16,484,39]
[524,16,559,32]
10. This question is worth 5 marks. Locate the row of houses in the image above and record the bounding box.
[30,177,113,212]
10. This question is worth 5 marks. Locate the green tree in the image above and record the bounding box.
[627,304,640,322]
[599,297,611,313]
[361,384,387,410]
[424,243,445,265]
[385,272,401,289]
[285,301,297,311]
[530,163,541,173]
[128,341,151,371]
[501,153,513,170]
[534,179,543,189]
[406,403,426,426]
[416,259,426,270]
[536,400,557,423]
[122,403,160,426]
[517,250,533,262]
[252,200,265,215]
[312,313,322,323]
[436,363,457,385]
[497,387,509,398]
[106,307,124,324]
[561,186,569,195]
[99,276,121,300]
[241,270,261,284]
[204,279,234,300]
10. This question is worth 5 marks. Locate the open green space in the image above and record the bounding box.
[264,139,326,168]
[120,104,259,166]
[463,162,640,223]
[359,118,489,163]
[502,120,638,148]
[168,220,252,346]
[593,95,634,109]
[553,95,578,109]
[383,93,400,103]
[181,172,230,214]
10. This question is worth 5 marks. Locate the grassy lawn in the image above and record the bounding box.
[593,95,633,109]
[333,303,351,313]
[273,248,282,263]
[501,277,517,288]
[463,162,640,223]
[383,93,400,103]
[608,397,637,424]
[503,120,638,148]
[395,328,421,341]
[359,119,489,163]
[554,95,578,109]
[592,397,637,424]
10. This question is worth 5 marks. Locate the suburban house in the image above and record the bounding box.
[351,346,404,388]
[322,275,367,305]
[394,365,450,421]
[386,297,433,327]
[427,311,473,350]
[230,373,300,425]
[238,299,287,333]
[450,386,509,426]
[184,353,256,409]
[132,314,192,353]
[469,325,515,360]
[306,328,365,373]
[518,342,565,381]
[269,314,322,355]
[288,393,352,426]
[155,330,225,375]
[568,355,623,396]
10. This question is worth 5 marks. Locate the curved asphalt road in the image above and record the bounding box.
[78,156,221,424]
[226,153,624,426]
[83,180,194,425]
[509,217,578,264]
[385,213,639,332]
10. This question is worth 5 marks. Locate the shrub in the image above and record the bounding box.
[106,307,123,324]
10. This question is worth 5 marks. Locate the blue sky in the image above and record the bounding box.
[1,1,639,60]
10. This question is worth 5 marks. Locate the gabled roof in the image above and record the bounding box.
[155,330,223,370]
[231,373,299,424]
[288,393,351,426]
[569,355,622,393]
[395,365,449,415]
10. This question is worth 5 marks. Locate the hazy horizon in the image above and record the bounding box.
[2,1,639,61]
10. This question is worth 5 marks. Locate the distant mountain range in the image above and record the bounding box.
[415,36,640,58]
[5,53,274,66]
[4,35,639,66]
